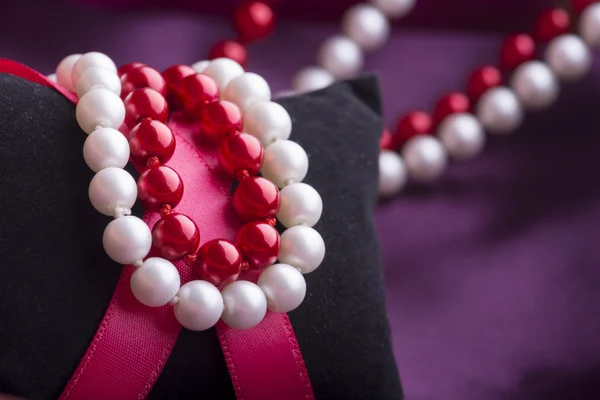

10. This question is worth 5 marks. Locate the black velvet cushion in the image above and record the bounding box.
[0,73,401,400]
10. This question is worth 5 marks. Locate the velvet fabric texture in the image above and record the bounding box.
[0,72,401,400]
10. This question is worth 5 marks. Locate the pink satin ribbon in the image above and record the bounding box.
[0,60,314,400]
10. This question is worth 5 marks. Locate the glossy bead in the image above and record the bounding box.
[318,35,363,78]
[235,221,280,269]
[76,67,121,98]
[466,65,502,101]
[535,8,570,42]
[233,176,279,222]
[437,113,485,160]
[278,183,323,228]
[510,61,559,110]
[71,52,118,89]
[545,34,592,82]
[194,239,242,287]
[208,41,248,70]
[261,140,309,188]
[378,150,407,198]
[222,73,271,112]
[202,58,245,90]
[401,135,447,182]
[137,165,184,211]
[218,132,264,176]
[392,111,432,149]
[380,129,393,149]
[173,280,224,331]
[117,62,145,78]
[572,0,597,14]
[103,216,152,265]
[76,88,126,133]
[370,0,415,19]
[342,4,390,51]
[123,88,169,129]
[162,64,196,111]
[83,127,130,172]
[221,281,267,329]
[56,54,81,92]
[120,65,167,99]
[89,167,137,216]
[279,225,325,274]
[432,93,470,125]
[179,73,220,115]
[128,119,176,165]
[579,3,600,48]
[499,34,536,71]
[152,213,200,260]
[191,60,210,73]
[234,1,275,43]
[292,66,335,93]
[258,263,306,313]
[243,101,292,146]
[476,87,523,134]
[199,100,243,141]
[130,257,181,307]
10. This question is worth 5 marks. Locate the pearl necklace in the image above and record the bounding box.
[53,52,325,331]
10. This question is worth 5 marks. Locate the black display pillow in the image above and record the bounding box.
[0,72,401,400]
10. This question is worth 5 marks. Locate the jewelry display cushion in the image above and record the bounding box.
[0,72,401,400]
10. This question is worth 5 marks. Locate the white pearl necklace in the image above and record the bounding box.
[54,52,326,331]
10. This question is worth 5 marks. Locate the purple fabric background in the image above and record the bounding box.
[4,0,600,399]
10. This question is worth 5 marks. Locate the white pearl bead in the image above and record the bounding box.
[56,54,81,92]
[257,263,307,313]
[191,60,210,73]
[401,135,447,182]
[222,72,271,112]
[292,66,335,93]
[71,52,118,89]
[221,281,267,329]
[279,225,325,274]
[476,87,523,134]
[202,58,245,90]
[103,216,152,265]
[342,4,390,51]
[545,34,592,82]
[510,61,559,110]
[378,150,407,197]
[76,88,126,134]
[83,127,130,172]
[261,140,309,188]
[89,167,137,216]
[437,113,485,160]
[174,280,224,331]
[47,73,57,83]
[278,183,323,228]
[130,258,181,307]
[243,101,292,146]
[76,67,121,98]
[580,3,600,48]
[370,0,415,19]
[318,35,363,79]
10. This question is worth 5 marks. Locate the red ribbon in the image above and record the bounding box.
[0,60,314,400]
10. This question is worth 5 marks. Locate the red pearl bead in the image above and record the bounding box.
[152,213,200,260]
[572,0,597,14]
[235,221,280,270]
[128,119,176,165]
[178,73,220,116]
[466,65,502,101]
[233,176,279,222]
[391,111,432,149]
[137,165,184,211]
[379,129,393,150]
[499,33,536,71]
[198,100,243,142]
[124,88,169,129]
[162,64,196,111]
[121,65,167,99]
[118,62,146,78]
[233,2,276,43]
[218,133,264,176]
[432,93,470,125]
[535,8,570,43]
[194,239,242,286]
[208,40,248,69]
